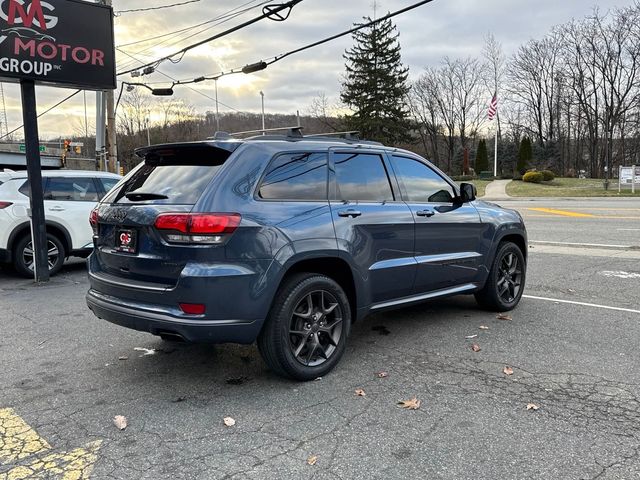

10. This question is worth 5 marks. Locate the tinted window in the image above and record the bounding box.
[105,163,221,205]
[100,177,120,194]
[390,156,454,203]
[259,153,328,200]
[45,177,100,202]
[334,153,393,201]
[18,180,30,196]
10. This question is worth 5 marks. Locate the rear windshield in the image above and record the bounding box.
[103,159,224,205]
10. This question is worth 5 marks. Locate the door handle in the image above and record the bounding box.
[48,207,65,212]
[338,209,362,218]
[416,209,435,218]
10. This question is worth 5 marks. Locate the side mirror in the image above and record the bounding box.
[459,183,477,203]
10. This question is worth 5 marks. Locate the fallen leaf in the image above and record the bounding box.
[398,397,421,410]
[134,347,156,356]
[118,356,128,361]
[223,417,236,427]
[479,325,490,330]
[526,403,540,411]
[496,314,512,321]
[376,371,388,378]
[465,334,478,339]
[355,388,366,397]
[471,344,482,352]
[307,455,318,466]
[113,415,127,430]
[503,366,514,376]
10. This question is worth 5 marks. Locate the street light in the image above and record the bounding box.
[260,91,265,134]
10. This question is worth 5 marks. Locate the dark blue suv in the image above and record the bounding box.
[86,132,527,380]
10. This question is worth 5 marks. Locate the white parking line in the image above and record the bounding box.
[529,240,636,250]
[523,295,640,314]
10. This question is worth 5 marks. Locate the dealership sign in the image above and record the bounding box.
[0,0,115,90]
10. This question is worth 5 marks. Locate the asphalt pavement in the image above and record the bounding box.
[1,197,639,479]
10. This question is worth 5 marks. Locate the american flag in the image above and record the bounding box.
[488,93,498,120]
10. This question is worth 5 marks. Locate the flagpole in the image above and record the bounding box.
[489,92,498,177]
[494,122,498,177]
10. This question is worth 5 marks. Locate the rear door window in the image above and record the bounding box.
[258,152,328,201]
[45,177,100,202]
[333,153,394,202]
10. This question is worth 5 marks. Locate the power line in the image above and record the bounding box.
[116,48,241,113]
[0,90,82,141]
[116,1,270,72]
[117,0,268,48]
[158,0,436,90]
[115,0,201,15]
[117,0,304,76]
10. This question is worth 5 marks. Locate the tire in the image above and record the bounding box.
[258,273,351,381]
[475,242,526,312]
[13,233,66,278]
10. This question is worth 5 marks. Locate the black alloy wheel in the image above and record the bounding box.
[497,251,523,304]
[288,290,343,367]
[475,242,526,312]
[258,273,351,381]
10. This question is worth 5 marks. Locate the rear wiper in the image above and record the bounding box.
[125,191,169,201]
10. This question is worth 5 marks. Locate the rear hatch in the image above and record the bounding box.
[91,142,240,288]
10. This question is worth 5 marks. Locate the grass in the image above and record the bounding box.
[506,178,640,197]
[466,180,491,198]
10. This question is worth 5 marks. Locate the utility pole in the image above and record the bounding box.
[95,92,106,171]
[260,91,265,134]
[214,78,220,132]
[104,0,117,172]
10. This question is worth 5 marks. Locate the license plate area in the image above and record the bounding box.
[115,229,137,253]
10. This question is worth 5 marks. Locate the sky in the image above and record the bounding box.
[0,0,633,140]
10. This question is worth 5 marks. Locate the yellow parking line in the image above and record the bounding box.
[528,208,596,218]
[0,408,51,464]
[0,408,102,479]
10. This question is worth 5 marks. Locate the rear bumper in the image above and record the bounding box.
[86,289,263,344]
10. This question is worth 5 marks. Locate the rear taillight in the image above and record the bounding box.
[0,202,13,209]
[154,213,241,244]
[89,208,99,234]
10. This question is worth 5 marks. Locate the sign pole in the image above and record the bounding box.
[20,80,49,283]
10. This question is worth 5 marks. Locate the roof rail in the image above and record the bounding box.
[222,126,304,139]
[306,131,361,140]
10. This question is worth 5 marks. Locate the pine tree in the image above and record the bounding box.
[475,139,489,172]
[341,16,411,145]
[517,137,532,174]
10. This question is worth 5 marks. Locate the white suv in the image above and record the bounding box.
[0,170,121,277]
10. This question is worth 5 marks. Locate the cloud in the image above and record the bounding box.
[0,0,632,140]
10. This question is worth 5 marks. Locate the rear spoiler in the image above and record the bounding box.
[135,141,242,164]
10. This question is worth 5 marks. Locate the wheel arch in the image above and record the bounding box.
[8,221,72,258]
[498,233,527,262]
[275,256,358,323]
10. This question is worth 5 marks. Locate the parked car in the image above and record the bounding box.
[0,170,122,277]
[86,133,527,380]
[0,168,16,185]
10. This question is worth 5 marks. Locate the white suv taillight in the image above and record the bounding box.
[0,202,13,209]
[154,213,241,244]
[89,208,99,235]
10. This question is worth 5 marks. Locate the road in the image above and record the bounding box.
[1,197,639,479]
